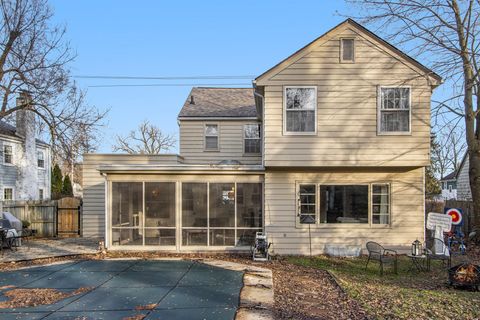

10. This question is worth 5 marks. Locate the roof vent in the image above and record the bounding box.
[190,95,195,105]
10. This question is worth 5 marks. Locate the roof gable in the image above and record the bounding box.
[254,19,442,86]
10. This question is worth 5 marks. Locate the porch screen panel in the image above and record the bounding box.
[144,182,176,246]
[209,183,235,246]
[182,183,208,246]
[236,183,263,246]
[111,182,143,246]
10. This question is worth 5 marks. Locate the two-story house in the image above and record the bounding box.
[83,19,441,254]
[0,95,51,201]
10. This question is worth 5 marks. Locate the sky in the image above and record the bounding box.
[49,0,355,153]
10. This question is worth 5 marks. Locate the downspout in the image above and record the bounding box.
[253,81,265,168]
[102,172,109,249]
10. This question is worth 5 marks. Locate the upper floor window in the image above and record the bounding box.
[379,87,410,134]
[3,144,13,165]
[37,150,45,168]
[205,124,219,150]
[3,187,13,200]
[284,87,317,134]
[340,38,355,63]
[244,124,261,154]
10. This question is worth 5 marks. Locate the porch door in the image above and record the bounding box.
[144,182,176,246]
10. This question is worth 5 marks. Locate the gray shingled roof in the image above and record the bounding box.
[178,87,257,118]
[441,171,457,181]
[0,119,49,145]
[0,120,16,136]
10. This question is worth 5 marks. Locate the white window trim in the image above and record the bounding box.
[37,149,46,169]
[283,86,318,136]
[204,123,220,151]
[377,86,412,136]
[3,186,15,201]
[3,142,15,166]
[294,182,392,228]
[340,37,355,63]
[243,123,261,155]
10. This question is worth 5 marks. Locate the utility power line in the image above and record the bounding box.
[88,83,252,88]
[76,75,256,80]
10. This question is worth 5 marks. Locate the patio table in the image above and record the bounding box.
[407,254,428,272]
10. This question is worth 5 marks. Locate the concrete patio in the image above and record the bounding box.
[0,238,99,263]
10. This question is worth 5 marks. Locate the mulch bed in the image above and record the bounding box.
[0,287,92,309]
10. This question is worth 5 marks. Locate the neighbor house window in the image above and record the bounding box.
[3,144,13,164]
[372,184,390,224]
[340,38,355,62]
[320,185,368,224]
[298,184,316,224]
[244,124,261,154]
[39,189,44,200]
[284,87,317,134]
[205,124,219,150]
[379,87,410,133]
[37,150,45,168]
[3,187,13,200]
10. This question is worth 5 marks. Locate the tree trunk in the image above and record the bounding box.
[468,148,480,229]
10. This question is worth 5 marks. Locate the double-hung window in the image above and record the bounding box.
[39,189,44,201]
[37,150,45,169]
[244,124,261,154]
[3,187,13,200]
[3,144,13,165]
[284,87,317,134]
[205,124,219,150]
[379,87,411,134]
[372,184,390,224]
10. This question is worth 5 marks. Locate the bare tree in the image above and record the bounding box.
[0,0,107,169]
[112,120,176,154]
[432,122,467,178]
[346,0,480,226]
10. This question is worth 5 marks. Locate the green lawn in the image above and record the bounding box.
[288,255,480,320]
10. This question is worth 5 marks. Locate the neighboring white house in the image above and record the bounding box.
[456,154,472,201]
[440,171,457,200]
[0,96,51,201]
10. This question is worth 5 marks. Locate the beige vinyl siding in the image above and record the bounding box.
[179,120,262,165]
[264,167,424,255]
[82,154,183,238]
[457,156,471,200]
[260,27,432,167]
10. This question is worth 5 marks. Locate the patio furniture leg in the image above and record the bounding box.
[365,255,370,270]
[380,261,384,276]
[394,257,398,274]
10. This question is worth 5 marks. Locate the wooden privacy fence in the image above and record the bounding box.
[0,197,82,237]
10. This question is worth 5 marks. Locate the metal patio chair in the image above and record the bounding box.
[425,237,451,270]
[365,241,398,276]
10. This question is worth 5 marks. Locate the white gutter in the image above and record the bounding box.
[97,164,265,173]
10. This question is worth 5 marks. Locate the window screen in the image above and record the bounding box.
[341,39,354,62]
